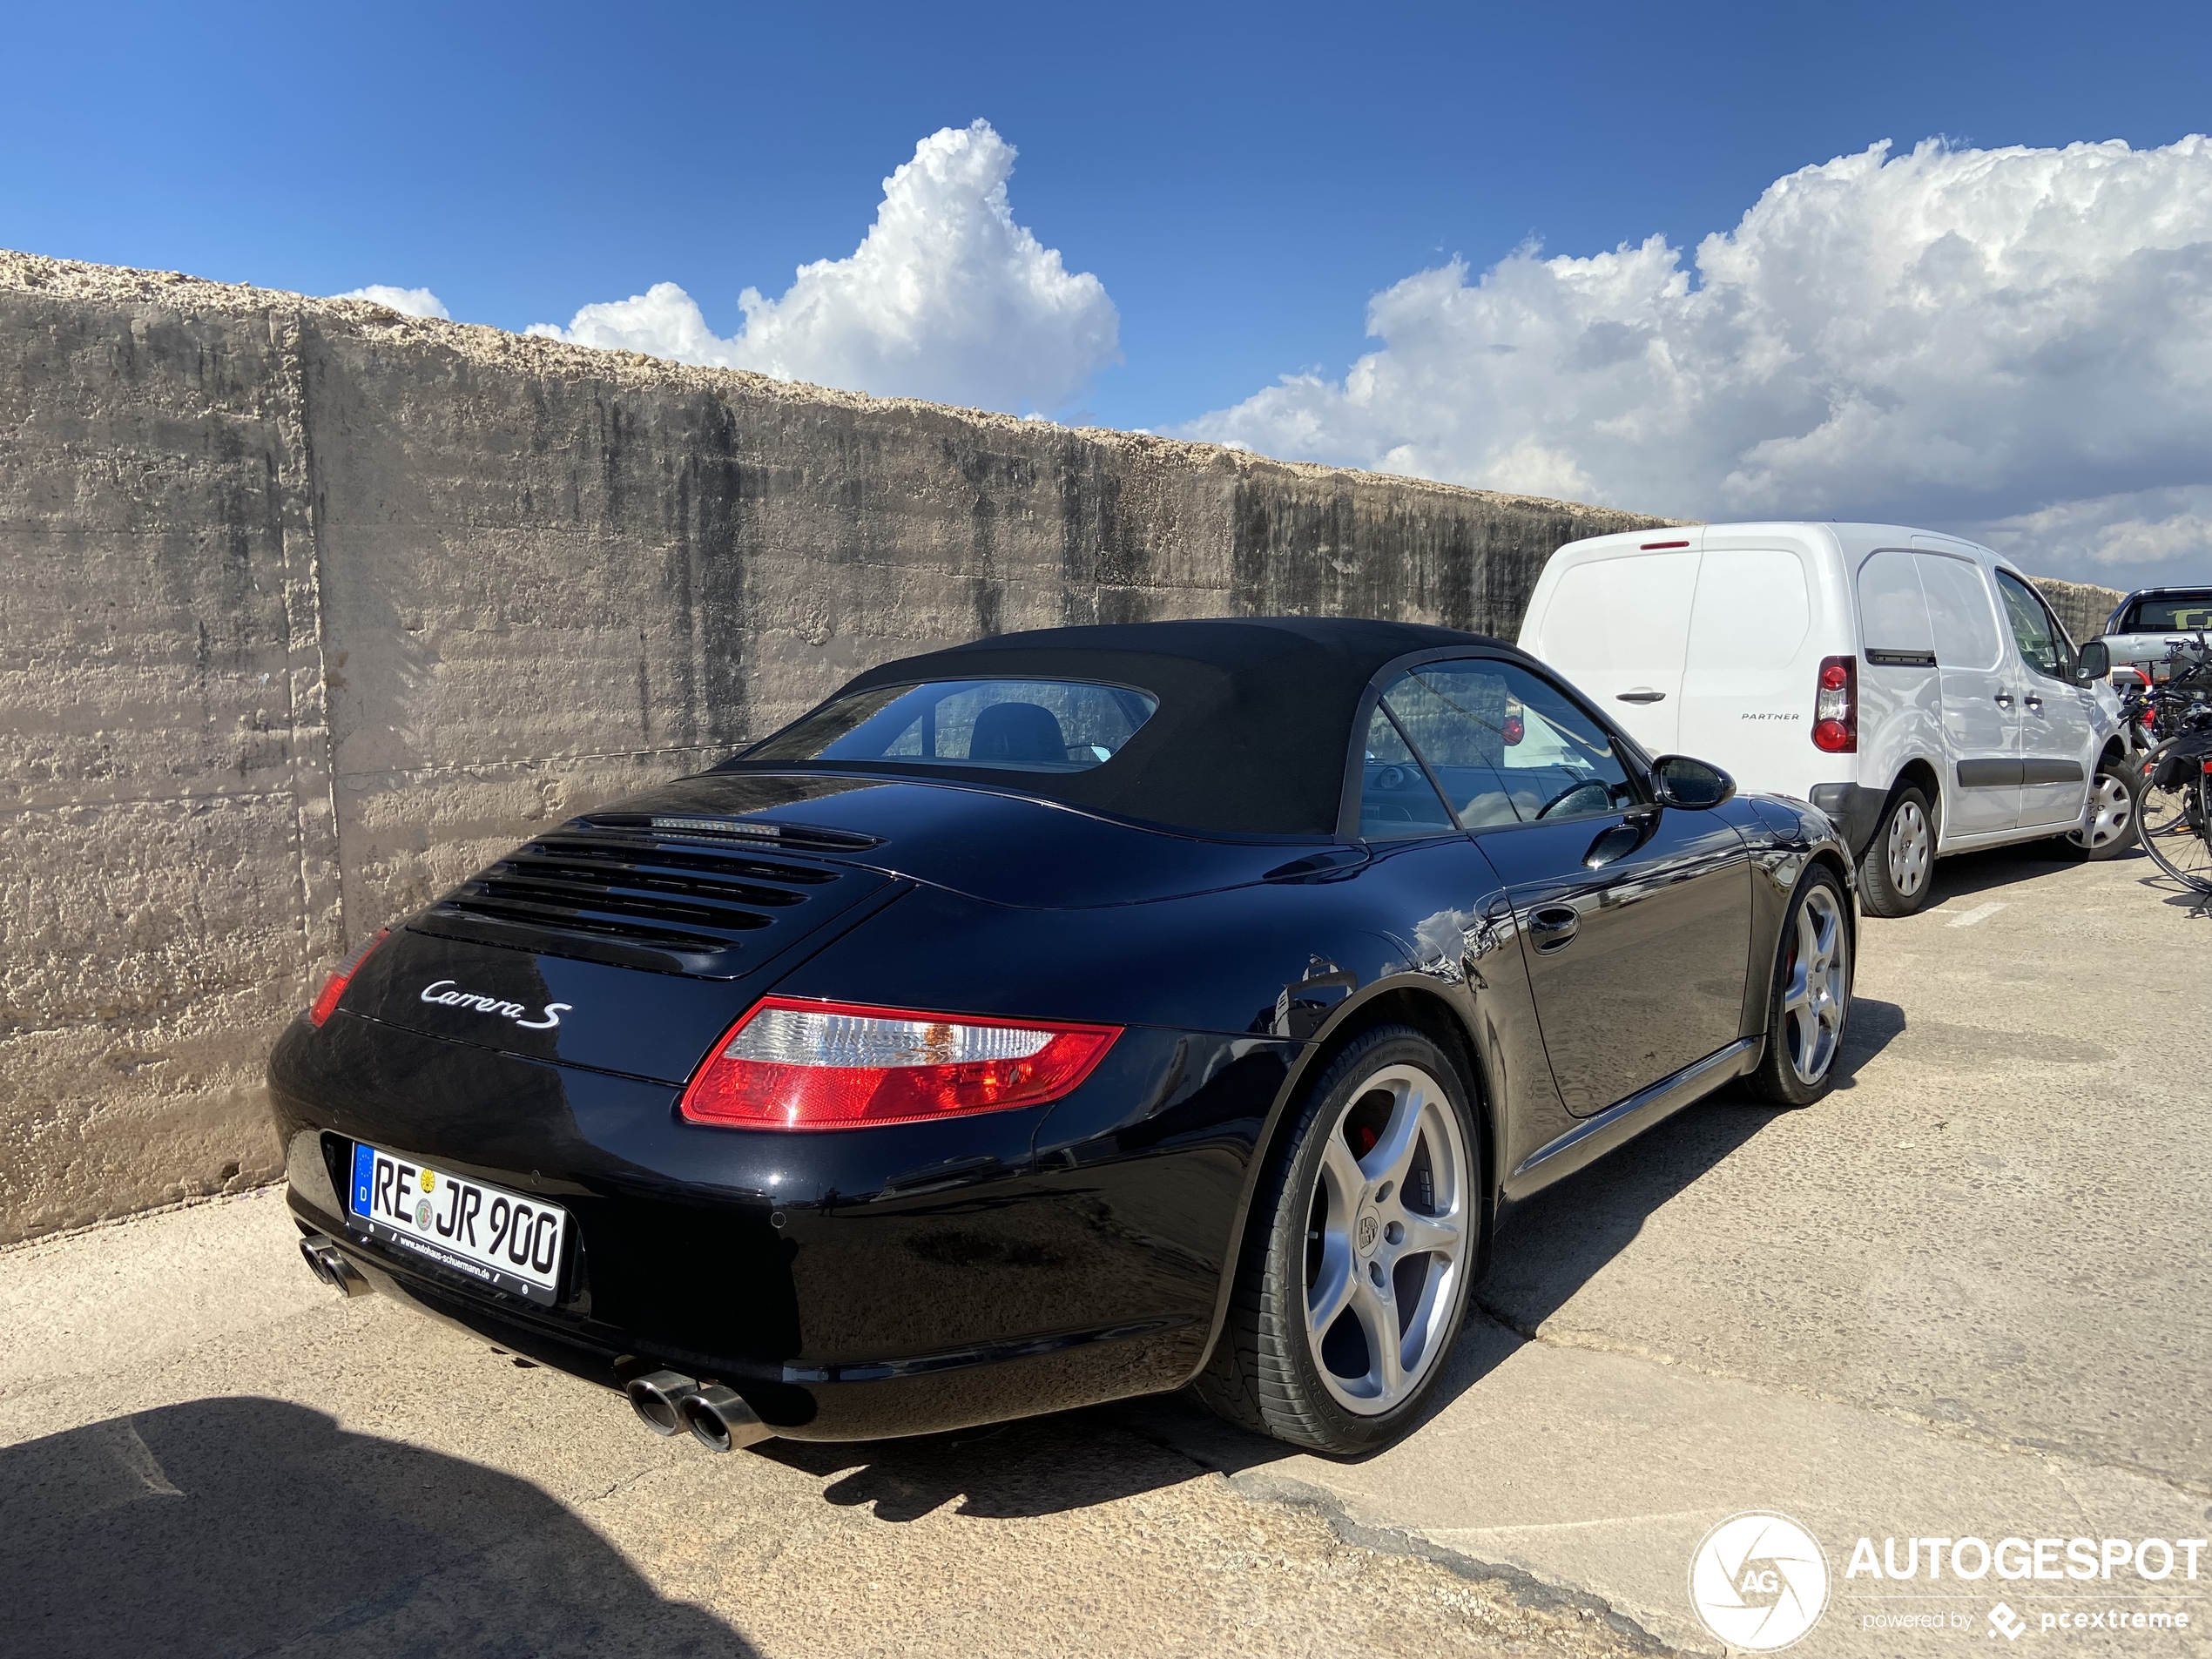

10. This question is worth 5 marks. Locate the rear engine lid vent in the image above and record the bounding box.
[411,824,881,978]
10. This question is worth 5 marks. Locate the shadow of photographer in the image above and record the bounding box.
[0,1397,750,1659]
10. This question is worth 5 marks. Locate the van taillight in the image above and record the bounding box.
[309,928,389,1027]
[1812,657,1858,753]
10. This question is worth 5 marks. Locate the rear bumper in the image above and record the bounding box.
[1807,783,1886,858]
[270,1010,1298,1441]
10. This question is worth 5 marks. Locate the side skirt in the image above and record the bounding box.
[1501,1036,1764,1204]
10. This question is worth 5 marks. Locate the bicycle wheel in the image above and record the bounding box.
[2138,739,2212,893]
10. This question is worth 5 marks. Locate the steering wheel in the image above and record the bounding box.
[1534,779,1615,820]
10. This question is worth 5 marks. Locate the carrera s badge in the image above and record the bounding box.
[419,980,571,1031]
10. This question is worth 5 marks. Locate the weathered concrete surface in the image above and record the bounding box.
[0,250,1672,1245]
[0,1192,1656,1659]
[2034,575,2127,644]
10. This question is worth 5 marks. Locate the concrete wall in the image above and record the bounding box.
[0,251,1676,1244]
[2033,576,2126,646]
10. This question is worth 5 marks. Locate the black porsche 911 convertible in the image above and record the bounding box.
[272,617,1854,1455]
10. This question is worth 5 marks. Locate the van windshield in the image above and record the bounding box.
[2122,593,2212,632]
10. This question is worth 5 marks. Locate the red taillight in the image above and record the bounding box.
[308,928,389,1027]
[1812,655,1858,753]
[1501,715,1526,745]
[681,998,1122,1130]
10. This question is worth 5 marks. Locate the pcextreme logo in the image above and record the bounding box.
[1689,1512,1831,1651]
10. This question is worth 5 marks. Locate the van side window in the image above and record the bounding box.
[1915,554,2003,671]
[1995,570,2072,680]
[1381,660,1635,828]
[1857,550,1935,662]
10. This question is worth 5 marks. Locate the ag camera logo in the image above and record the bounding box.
[1689,1512,1831,1650]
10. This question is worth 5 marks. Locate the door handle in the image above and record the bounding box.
[2024,693,2044,711]
[1527,905,1581,951]
[1615,688,1667,704]
[1993,691,2015,708]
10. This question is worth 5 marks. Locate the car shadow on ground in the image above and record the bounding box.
[756,989,1917,1505]
[0,1398,751,1659]
[1918,840,2134,904]
[1109,989,1914,1480]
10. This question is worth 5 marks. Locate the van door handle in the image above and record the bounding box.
[1615,688,1666,704]
[2024,693,2044,711]
[1993,691,2015,707]
[1527,905,1581,951]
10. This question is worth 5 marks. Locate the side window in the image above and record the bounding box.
[1995,570,2070,680]
[1356,703,1457,839]
[1915,554,2003,671]
[1379,660,1635,829]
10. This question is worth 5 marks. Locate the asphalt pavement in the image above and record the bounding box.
[3,843,2206,1657]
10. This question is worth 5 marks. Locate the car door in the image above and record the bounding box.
[1914,550,2019,837]
[1994,568,2095,830]
[1352,693,1571,1148]
[1378,658,1753,1118]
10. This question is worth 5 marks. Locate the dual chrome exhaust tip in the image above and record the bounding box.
[297,1238,766,1452]
[299,1233,371,1297]
[624,1368,771,1453]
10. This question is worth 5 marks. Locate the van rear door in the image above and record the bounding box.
[1676,545,1817,787]
[1526,544,1698,753]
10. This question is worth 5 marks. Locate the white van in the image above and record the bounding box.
[1517,523,2130,916]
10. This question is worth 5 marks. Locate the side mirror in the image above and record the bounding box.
[2075,639,2110,684]
[1649,754,1737,810]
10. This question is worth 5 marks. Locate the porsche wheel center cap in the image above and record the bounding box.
[1354,1211,1380,1254]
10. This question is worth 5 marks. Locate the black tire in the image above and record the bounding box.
[2060,755,2140,861]
[1748,866,1854,1108]
[1196,1025,1480,1455]
[2138,738,2212,894]
[1857,786,1936,918]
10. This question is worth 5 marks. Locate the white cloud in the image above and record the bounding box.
[528,121,1118,415]
[333,284,449,319]
[1188,137,2212,588]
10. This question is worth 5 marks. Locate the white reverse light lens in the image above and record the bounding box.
[725,1006,1055,1069]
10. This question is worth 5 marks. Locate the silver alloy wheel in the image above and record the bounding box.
[1783,885,1849,1086]
[2067,771,2134,849]
[1303,1062,1470,1416]
[1885,800,1932,896]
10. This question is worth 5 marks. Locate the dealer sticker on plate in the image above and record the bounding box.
[348,1142,570,1306]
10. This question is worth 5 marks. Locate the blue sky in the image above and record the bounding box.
[6,1,2212,586]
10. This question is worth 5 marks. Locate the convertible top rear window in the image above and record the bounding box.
[718,618,1499,837]
[745,679,1158,773]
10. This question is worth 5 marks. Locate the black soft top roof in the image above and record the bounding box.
[725,617,1497,837]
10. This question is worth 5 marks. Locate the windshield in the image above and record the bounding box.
[742,678,1160,773]
[2124,594,2212,632]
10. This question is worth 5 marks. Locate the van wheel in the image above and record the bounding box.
[1858,786,1935,917]
[2060,758,2139,861]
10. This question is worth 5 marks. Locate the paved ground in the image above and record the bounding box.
[3,844,2207,1657]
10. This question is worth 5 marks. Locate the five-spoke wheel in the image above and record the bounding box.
[1750,865,1854,1106]
[1302,1062,1470,1416]
[1198,1027,1479,1453]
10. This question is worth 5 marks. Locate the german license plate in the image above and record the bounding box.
[347,1143,570,1306]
